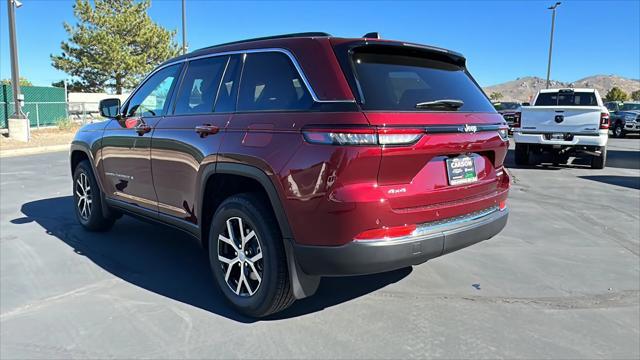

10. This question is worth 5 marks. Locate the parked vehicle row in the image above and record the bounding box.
[71,32,510,317]
[606,101,640,138]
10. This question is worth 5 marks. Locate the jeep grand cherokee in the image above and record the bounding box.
[70,32,510,317]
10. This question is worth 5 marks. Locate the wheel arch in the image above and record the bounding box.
[70,143,113,218]
[198,162,319,299]
[198,163,293,245]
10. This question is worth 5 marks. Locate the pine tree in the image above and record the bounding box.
[51,0,180,94]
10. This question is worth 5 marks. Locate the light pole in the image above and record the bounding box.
[6,0,29,142]
[7,0,24,118]
[545,2,561,89]
[182,0,187,54]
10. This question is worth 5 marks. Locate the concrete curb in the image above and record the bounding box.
[0,144,70,158]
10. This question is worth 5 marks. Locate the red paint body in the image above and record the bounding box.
[72,35,510,251]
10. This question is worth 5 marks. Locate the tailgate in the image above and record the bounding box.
[366,112,508,210]
[333,41,509,211]
[521,106,603,134]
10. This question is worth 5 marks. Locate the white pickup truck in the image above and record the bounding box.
[513,88,609,169]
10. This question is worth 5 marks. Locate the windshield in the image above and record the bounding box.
[621,103,640,111]
[535,91,598,106]
[494,102,520,110]
[350,50,494,112]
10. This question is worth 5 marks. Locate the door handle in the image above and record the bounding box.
[136,124,152,136]
[195,124,219,138]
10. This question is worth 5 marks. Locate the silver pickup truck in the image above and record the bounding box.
[513,88,609,169]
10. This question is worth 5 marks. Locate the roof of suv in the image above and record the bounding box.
[157,32,467,102]
[174,32,464,61]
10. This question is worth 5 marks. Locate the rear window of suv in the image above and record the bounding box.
[535,91,598,106]
[350,50,494,112]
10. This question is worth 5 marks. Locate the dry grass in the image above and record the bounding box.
[0,124,81,151]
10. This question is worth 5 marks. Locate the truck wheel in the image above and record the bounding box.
[208,193,295,317]
[613,121,626,138]
[612,123,625,138]
[514,143,530,166]
[73,160,116,231]
[591,146,607,169]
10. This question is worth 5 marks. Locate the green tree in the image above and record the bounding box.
[51,0,179,94]
[489,92,503,101]
[631,90,640,101]
[51,80,88,92]
[1,77,33,87]
[604,87,628,102]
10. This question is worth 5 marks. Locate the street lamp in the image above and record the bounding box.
[6,0,29,142]
[545,2,561,89]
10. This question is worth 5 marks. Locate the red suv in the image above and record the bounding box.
[71,32,510,317]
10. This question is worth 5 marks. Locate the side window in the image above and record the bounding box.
[214,55,242,113]
[237,52,312,112]
[173,56,228,115]
[126,64,181,118]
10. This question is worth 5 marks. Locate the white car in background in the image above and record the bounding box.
[512,88,609,169]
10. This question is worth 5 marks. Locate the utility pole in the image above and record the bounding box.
[546,2,561,89]
[7,0,24,118]
[6,0,29,142]
[182,0,187,55]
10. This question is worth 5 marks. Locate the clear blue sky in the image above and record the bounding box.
[1,0,639,87]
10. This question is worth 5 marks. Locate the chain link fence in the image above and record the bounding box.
[1,86,125,130]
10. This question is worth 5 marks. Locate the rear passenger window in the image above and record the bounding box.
[237,52,312,111]
[174,56,228,115]
[214,55,241,113]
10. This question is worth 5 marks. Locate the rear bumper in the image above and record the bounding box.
[513,131,608,147]
[293,206,509,276]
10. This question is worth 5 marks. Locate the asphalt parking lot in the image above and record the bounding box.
[1,138,639,359]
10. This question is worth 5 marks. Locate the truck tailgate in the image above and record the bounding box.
[521,106,603,134]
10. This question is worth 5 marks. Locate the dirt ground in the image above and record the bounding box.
[0,125,80,151]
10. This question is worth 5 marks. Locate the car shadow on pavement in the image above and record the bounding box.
[14,196,411,323]
[579,175,640,190]
[505,148,640,170]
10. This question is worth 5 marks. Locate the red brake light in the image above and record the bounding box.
[512,112,521,128]
[354,224,417,241]
[499,200,507,211]
[600,112,610,129]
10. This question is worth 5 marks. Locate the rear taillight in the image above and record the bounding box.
[498,126,509,141]
[302,126,423,146]
[354,224,417,241]
[512,112,521,128]
[600,112,610,129]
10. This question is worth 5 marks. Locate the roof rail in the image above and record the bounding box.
[191,32,332,54]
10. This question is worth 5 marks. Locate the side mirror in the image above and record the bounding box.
[522,102,530,106]
[99,98,121,118]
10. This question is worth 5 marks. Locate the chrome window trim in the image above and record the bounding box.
[122,48,356,110]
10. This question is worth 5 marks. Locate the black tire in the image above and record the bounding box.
[72,160,116,231]
[591,146,607,169]
[208,193,294,317]
[514,143,530,166]
[612,122,625,138]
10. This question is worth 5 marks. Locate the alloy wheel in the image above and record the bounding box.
[75,172,92,220]
[217,217,264,296]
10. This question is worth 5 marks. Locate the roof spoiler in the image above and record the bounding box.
[362,32,381,39]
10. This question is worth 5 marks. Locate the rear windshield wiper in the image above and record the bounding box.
[415,99,464,110]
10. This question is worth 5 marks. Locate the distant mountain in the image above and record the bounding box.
[482,75,640,103]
